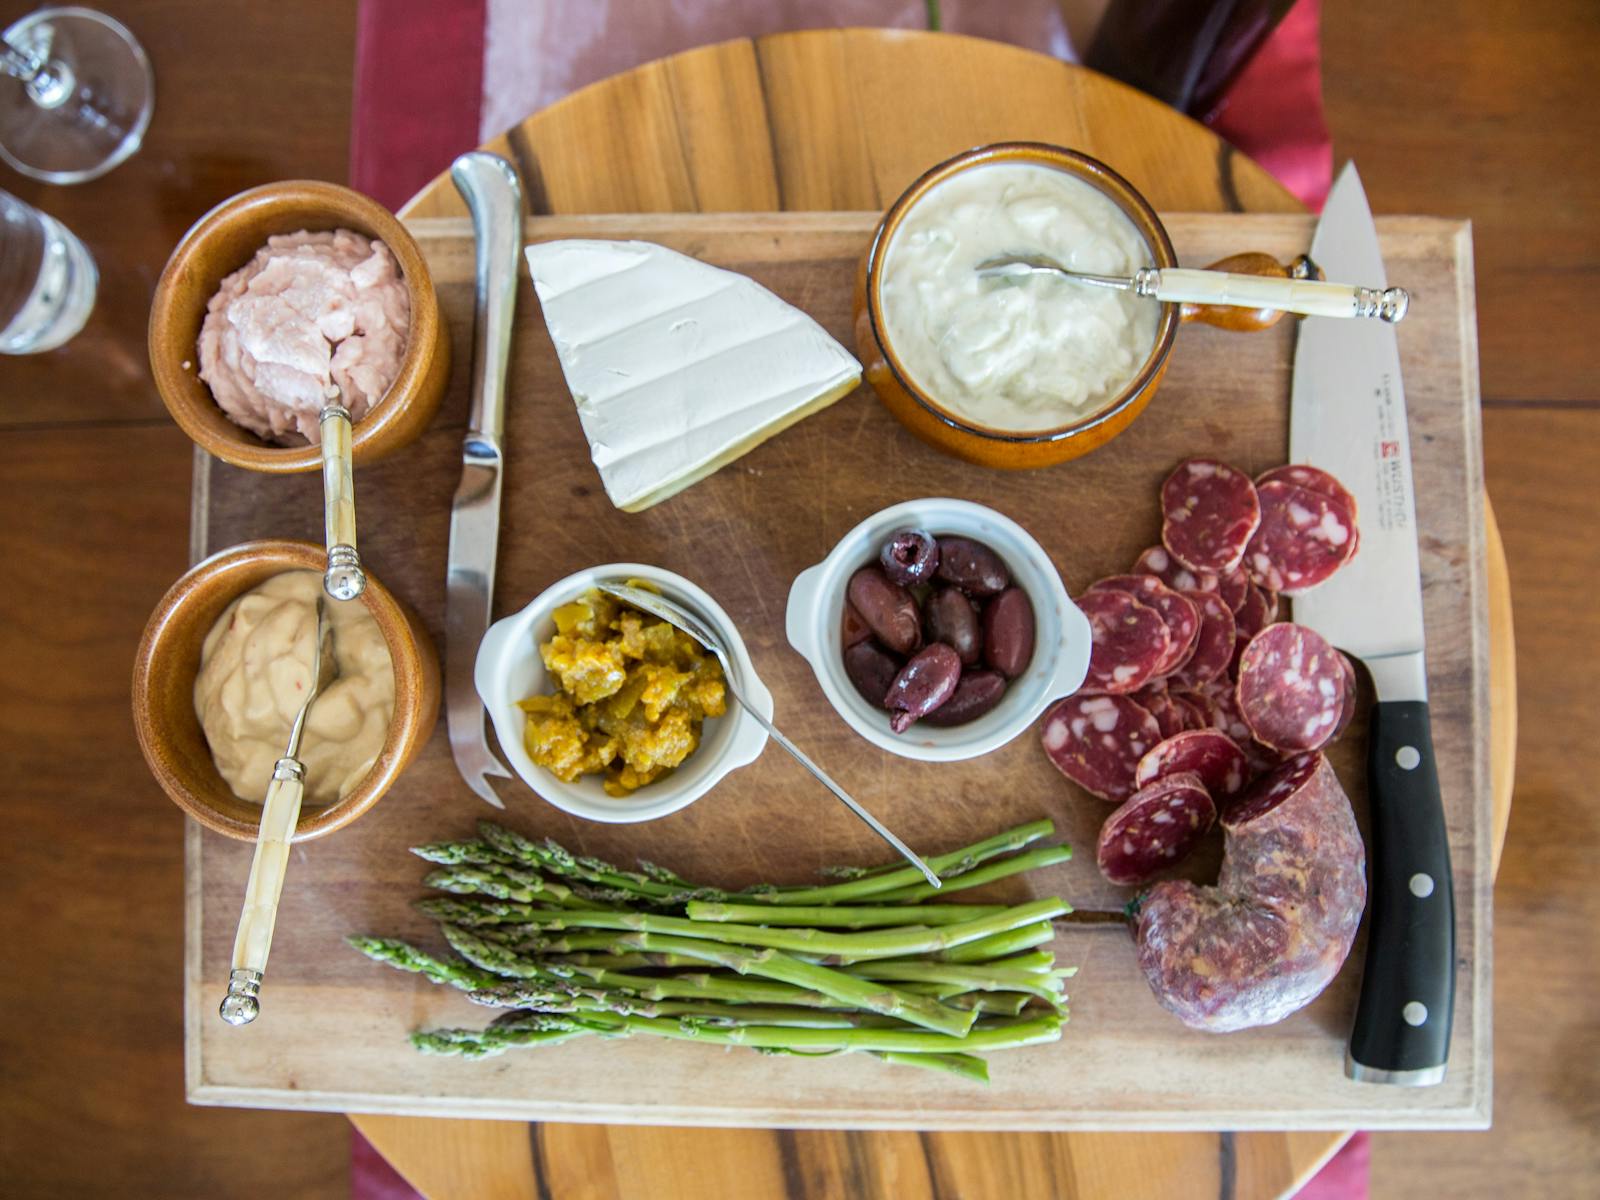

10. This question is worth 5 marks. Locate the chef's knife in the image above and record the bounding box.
[445,152,522,808]
[1291,163,1455,1085]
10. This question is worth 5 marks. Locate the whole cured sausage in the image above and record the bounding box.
[1132,752,1366,1031]
[1160,459,1262,574]
[1096,771,1216,886]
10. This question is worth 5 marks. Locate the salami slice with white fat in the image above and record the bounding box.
[1167,591,1235,689]
[1329,651,1358,741]
[1200,676,1255,747]
[1170,692,1210,732]
[1136,685,1189,740]
[1160,459,1262,574]
[1135,729,1250,797]
[1217,567,1251,614]
[1096,771,1216,886]
[1090,575,1202,677]
[1256,465,1359,522]
[1041,694,1162,803]
[1233,583,1278,644]
[1134,752,1366,1031]
[1236,623,1346,752]
[1077,589,1171,695]
[1244,480,1359,595]
[1132,545,1219,595]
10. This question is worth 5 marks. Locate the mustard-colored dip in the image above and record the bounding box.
[521,589,725,796]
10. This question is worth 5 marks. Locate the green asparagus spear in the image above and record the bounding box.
[683,902,1008,928]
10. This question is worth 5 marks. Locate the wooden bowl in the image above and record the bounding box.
[132,540,440,841]
[148,180,450,473]
[854,142,1180,469]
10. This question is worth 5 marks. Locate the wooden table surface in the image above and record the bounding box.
[1,3,1595,1198]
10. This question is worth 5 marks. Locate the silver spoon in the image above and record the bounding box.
[219,594,337,1025]
[975,253,1409,323]
[597,582,941,888]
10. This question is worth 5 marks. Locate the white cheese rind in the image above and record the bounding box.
[525,239,861,511]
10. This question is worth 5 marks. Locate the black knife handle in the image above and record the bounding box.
[1348,700,1456,1084]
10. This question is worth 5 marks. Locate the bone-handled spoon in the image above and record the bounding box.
[319,386,365,601]
[596,582,941,888]
[976,253,1410,323]
[219,596,336,1025]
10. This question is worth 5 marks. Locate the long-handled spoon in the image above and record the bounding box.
[975,253,1410,323]
[219,596,337,1025]
[319,387,365,601]
[596,582,941,888]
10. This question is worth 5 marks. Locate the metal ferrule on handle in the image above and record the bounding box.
[1144,267,1409,322]
[319,403,365,601]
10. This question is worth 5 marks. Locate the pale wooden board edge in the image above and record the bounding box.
[181,213,1493,1131]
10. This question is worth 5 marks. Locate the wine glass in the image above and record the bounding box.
[0,6,154,184]
[0,187,96,353]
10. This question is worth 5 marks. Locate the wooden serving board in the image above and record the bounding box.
[186,212,1490,1129]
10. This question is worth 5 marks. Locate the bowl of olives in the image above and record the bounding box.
[785,498,1090,761]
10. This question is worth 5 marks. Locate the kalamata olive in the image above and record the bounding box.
[935,536,1011,597]
[841,600,872,648]
[924,585,982,666]
[879,528,940,587]
[846,566,921,656]
[982,586,1036,678]
[921,669,1008,727]
[884,643,962,733]
[843,641,902,709]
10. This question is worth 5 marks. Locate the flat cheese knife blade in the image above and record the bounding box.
[1291,162,1455,1085]
[445,153,522,808]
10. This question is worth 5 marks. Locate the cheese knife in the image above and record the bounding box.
[445,152,522,808]
[1290,163,1455,1085]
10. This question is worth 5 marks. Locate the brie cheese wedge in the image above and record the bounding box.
[525,239,861,512]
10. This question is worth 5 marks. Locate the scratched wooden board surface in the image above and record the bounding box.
[185,212,1489,1129]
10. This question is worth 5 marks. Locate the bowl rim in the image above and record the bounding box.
[147,179,440,474]
[785,498,1091,762]
[132,538,434,842]
[475,563,773,824]
[864,141,1181,445]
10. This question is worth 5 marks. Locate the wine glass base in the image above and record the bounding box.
[0,6,155,185]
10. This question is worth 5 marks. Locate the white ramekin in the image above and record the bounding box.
[476,563,772,823]
[785,499,1090,762]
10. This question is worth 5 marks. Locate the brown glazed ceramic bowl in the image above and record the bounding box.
[132,540,440,841]
[148,180,450,473]
[855,142,1298,470]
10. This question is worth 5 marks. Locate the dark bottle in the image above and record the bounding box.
[1084,0,1296,117]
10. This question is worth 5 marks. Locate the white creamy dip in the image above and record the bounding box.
[194,570,395,805]
[879,163,1160,432]
[198,229,410,446]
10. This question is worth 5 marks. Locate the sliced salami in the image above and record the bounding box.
[1236,623,1346,752]
[1200,676,1255,747]
[1136,729,1250,797]
[1217,567,1251,614]
[1097,771,1216,886]
[1244,480,1359,595]
[1174,688,1218,731]
[1168,591,1235,689]
[1077,589,1171,695]
[1041,694,1162,803]
[1256,465,1359,521]
[1132,544,1219,595]
[1233,584,1278,644]
[1136,685,1189,740]
[1160,459,1262,574]
[1329,651,1358,741]
[1170,692,1210,732]
[1134,752,1366,1031]
[1090,575,1202,677]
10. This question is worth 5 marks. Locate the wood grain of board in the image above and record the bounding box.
[185,211,1489,1130]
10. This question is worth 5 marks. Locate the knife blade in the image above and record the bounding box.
[1291,162,1455,1086]
[445,152,523,808]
